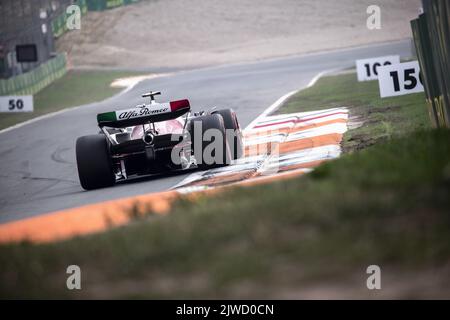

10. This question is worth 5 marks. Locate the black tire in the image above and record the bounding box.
[212,109,244,159]
[189,114,232,170]
[76,134,115,190]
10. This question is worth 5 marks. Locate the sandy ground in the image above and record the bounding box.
[57,0,421,70]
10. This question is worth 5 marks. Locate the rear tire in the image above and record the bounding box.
[76,134,115,190]
[189,114,232,170]
[212,109,244,159]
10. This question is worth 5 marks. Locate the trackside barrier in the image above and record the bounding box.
[86,0,140,11]
[0,54,67,96]
[52,0,88,38]
[410,0,450,128]
[52,0,140,37]
[53,0,140,35]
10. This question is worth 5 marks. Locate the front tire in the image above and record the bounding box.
[76,134,115,190]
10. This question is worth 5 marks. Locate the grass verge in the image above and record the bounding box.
[278,71,431,152]
[0,70,144,131]
[1,72,449,299]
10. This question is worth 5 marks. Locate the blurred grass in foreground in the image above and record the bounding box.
[1,72,449,299]
[0,70,143,131]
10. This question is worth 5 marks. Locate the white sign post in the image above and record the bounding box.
[0,96,34,112]
[356,55,400,81]
[377,61,424,98]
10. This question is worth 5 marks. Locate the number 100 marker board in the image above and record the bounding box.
[356,55,400,81]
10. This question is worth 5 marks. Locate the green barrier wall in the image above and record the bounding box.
[411,0,450,128]
[0,54,67,96]
[52,0,88,38]
[53,0,139,36]
[52,0,140,36]
[86,0,140,11]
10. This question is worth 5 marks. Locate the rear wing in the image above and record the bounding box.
[97,99,190,128]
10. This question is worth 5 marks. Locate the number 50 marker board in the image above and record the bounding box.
[0,96,33,112]
[377,61,424,98]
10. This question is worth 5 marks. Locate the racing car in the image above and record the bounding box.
[75,91,244,190]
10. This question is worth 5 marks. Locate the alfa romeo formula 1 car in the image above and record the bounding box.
[75,91,244,190]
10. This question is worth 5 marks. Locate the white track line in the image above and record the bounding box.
[244,90,298,131]
[244,69,338,132]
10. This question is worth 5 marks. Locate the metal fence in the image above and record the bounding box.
[411,0,450,128]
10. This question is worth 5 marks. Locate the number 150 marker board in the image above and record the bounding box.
[377,61,424,98]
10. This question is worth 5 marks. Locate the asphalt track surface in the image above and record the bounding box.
[0,40,412,223]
